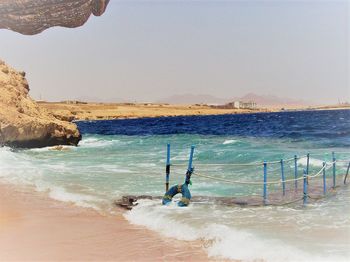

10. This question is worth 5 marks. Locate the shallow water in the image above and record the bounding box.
[0,110,349,261]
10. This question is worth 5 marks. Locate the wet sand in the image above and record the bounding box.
[0,183,210,261]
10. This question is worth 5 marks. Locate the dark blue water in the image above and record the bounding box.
[77,109,350,147]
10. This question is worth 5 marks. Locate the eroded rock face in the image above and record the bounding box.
[0,59,81,148]
[0,0,110,35]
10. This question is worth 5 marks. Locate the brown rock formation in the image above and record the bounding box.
[0,0,110,35]
[0,59,81,148]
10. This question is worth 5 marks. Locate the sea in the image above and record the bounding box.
[1,109,349,261]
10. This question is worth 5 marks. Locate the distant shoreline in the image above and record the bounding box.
[73,108,350,124]
[38,101,350,122]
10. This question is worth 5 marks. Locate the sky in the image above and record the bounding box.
[0,0,349,104]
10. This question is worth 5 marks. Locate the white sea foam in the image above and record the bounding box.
[0,147,41,184]
[100,165,133,173]
[49,187,101,209]
[29,145,73,152]
[298,157,324,167]
[35,182,102,209]
[79,137,118,148]
[172,155,190,161]
[125,200,348,262]
[135,163,157,168]
[0,148,102,210]
[223,139,238,145]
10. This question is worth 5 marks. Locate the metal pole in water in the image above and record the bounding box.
[332,152,336,188]
[185,145,195,185]
[280,159,286,196]
[344,162,350,185]
[187,145,195,171]
[294,155,298,190]
[306,153,310,186]
[263,161,267,205]
[165,143,171,192]
[303,169,308,205]
[322,161,326,195]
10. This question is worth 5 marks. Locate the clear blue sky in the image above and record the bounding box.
[0,0,348,104]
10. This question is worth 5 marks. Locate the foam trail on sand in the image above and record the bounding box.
[124,199,345,262]
[35,182,103,210]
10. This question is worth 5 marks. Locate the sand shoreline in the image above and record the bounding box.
[39,101,267,122]
[0,182,212,261]
[38,101,350,122]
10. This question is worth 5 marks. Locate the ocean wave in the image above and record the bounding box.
[79,137,119,148]
[223,139,238,145]
[298,157,324,167]
[28,145,74,152]
[0,147,42,184]
[124,199,347,261]
[35,182,102,210]
[101,166,133,173]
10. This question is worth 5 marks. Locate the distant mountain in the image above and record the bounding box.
[156,93,230,105]
[74,96,128,103]
[156,92,313,108]
[239,93,311,107]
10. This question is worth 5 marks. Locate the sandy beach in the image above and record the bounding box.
[38,102,270,121]
[0,183,210,261]
[38,102,349,122]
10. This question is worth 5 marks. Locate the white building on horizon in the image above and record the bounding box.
[231,101,257,109]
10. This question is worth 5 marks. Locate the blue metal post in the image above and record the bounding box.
[303,169,308,205]
[263,161,267,205]
[306,153,310,185]
[165,144,171,192]
[280,159,286,196]
[187,145,195,171]
[294,155,298,190]
[344,162,350,184]
[322,162,326,195]
[332,152,336,188]
[185,145,195,185]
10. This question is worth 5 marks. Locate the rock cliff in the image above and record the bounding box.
[0,60,81,148]
[0,0,110,35]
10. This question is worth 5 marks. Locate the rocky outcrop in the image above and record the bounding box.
[0,0,110,35]
[0,59,81,148]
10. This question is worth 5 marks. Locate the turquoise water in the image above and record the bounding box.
[0,110,349,261]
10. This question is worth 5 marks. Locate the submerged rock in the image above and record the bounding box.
[115,195,255,210]
[0,59,81,148]
[115,195,156,210]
